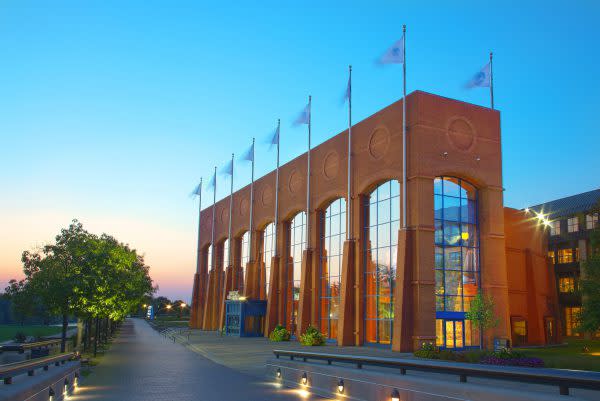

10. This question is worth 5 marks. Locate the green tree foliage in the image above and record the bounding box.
[465,291,500,349]
[578,225,600,334]
[19,220,155,351]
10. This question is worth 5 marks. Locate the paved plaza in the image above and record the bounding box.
[71,318,328,401]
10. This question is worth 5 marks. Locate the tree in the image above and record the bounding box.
[578,224,600,334]
[3,279,34,325]
[465,291,500,349]
[21,220,155,354]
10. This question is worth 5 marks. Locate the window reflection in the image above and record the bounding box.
[364,180,400,345]
[434,176,480,348]
[287,212,306,333]
[320,198,346,340]
[261,223,275,299]
[239,231,250,293]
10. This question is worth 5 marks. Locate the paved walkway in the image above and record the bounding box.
[71,318,328,401]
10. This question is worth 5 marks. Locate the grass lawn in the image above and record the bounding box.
[520,338,600,371]
[0,324,63,342]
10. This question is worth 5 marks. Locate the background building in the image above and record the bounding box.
[528,189,600,338]
[190,90,560,351]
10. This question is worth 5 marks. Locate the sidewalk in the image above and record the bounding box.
[70,318,328,401]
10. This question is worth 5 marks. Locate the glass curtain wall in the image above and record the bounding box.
[320,198,346,340]
[364,180,400,345]
[261,223,276,300]
[287,212,306,333]
[434,176,480,349]
[239,231,250,293]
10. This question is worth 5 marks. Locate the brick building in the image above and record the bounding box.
[189,90,559,351]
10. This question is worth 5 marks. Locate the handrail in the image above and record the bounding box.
[0,352,75,384]
[272,349,600,396]
[0,339,62,353]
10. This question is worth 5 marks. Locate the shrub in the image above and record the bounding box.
[14,331,27,343]
[299,325,325,346]
[480,355,544,368]
[269,325,291,342]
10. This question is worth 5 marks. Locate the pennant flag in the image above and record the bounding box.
[465,62,491,88]
[268,125,280,149]
[379,36,405,64]
[219,159,233,176]
[341,75,351,105]
[193,181,202,196]
[241,142,254,163]
[207,171,216,191]
[293,103,310,126]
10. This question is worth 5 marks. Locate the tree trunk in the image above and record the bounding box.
[83,318,89,352]
[479,324,484,350]
[93,317,99,357]
[60,313,68,352]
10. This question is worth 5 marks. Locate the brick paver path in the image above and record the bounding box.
[71,318,326,401]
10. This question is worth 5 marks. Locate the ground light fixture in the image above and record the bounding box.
[337,378,344,393]
[276,368,281,378]
[391,388,400,401]
[301,372,308,385]
[48,387,55,400]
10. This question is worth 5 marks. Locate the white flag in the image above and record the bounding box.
[220,159,233,176]
[241,142,254,163]
[293,103,310,126]
[207,171,216,191]
[341,75,351,105]
[268,125,280,149]
[465,62,491,88]
[379,36,404,64]
[193,181,202,196]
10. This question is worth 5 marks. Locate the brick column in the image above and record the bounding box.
[297,248,314,338]
[337,238,357,345]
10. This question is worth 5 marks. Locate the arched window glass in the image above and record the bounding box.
[434,176,480,349]
[207,244,213,284]
[320,198,346,340]
[262,222,276,299]
[239,231,250,293]
[287,211,306,333]
[364,180,400,345]
[223,238,230,269]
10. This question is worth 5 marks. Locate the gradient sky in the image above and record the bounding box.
[1,1,598,302]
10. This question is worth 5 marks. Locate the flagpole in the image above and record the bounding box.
[249,138,255,262]
[347,65,353,240]
[274,119,280,256]
[306,95,312,249]
[196,178,203,273]
[489,52,494,110]
[402,24,407,230]
[228,153,234,265]
[211,167,217,271]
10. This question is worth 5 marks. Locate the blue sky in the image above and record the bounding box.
[1,1,598,301]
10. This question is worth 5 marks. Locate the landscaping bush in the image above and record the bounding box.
[13,331,27,343]
[269,325,291,342]
[299,325,325,346]
[480,355,544,368]
[414,343,544,368]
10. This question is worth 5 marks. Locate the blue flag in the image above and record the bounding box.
[269,125,280,149]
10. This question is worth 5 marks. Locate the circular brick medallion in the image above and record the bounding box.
[447,117,475,151]
[240,198,249,216]
[288,169,303,194]
[261,185,273,206]
[323,151,339,179]
[368,128,390,160]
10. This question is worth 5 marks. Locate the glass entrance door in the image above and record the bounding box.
[444,320,464,349]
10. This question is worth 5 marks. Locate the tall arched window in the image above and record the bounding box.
[239,231,250,293]
[287,211,306,333]
[364,180,400,345]
[223,238,230,269]
[262,222,276,299]
[207,244,213,282]
[320,198,346,340]
[434,176,480,349]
